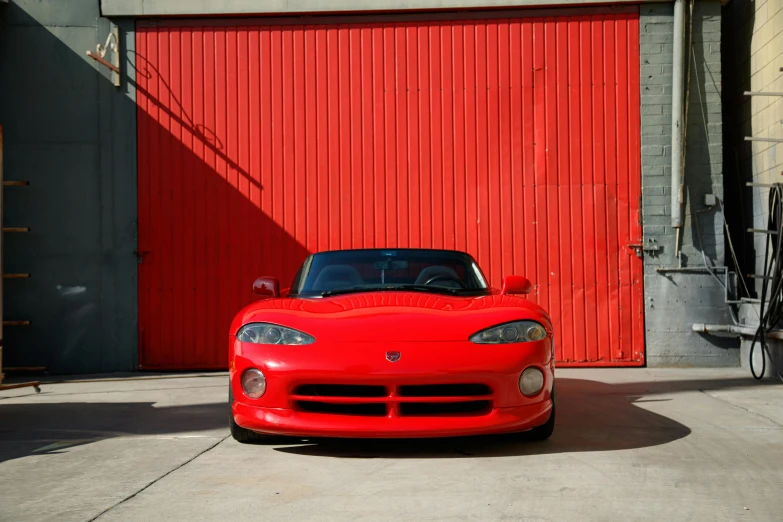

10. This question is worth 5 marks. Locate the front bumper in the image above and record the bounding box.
[230,338,554,438]
[233,400,552,438]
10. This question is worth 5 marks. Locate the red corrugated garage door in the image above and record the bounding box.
[135,9,643,370]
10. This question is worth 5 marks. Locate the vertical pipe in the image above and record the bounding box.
[671,0,685,231]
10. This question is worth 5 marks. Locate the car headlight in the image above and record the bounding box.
[236,323,315,345]
[469,320,547,344]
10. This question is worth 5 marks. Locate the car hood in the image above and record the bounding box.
[231,292,551,342]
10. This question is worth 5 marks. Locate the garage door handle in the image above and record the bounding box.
[134,250,150,264]
[627,240,660,259]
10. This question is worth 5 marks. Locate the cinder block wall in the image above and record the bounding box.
[640,1,738,367]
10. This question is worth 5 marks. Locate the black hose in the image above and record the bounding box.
[749,183,783,381]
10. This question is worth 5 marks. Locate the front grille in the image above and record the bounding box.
[294,384,387,397]
[295,401,387,416]
[291,383,493,418]
[399,400,491,416]
[398,383,491,397]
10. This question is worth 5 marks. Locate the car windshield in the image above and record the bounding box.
[289,249,490,297]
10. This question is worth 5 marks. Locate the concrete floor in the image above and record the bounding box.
[0,369,781,522]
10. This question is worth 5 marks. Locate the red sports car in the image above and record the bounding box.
[229,248,555,443]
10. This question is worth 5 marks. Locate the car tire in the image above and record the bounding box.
[526,385,556,441]
[509,385,555,442]
[228,386,283,444]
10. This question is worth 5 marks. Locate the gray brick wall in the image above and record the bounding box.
[640,1,738,367]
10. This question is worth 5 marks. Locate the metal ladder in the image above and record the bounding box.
[0,124,42,393]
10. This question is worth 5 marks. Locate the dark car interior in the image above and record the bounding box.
[291,249,488,296]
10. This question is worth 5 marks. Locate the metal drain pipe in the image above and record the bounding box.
[671,0,686,254]
[692,324,783,341]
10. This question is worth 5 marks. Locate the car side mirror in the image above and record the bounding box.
[253,277,280,298]
[501,275,533,295]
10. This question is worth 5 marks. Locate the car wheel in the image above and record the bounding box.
[527,384,556,441]
[228,385,283,444]
[510,385,555,442]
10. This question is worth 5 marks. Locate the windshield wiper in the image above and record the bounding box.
[392,284,463,295]
[321,284,462,297]
[321,286,389,297]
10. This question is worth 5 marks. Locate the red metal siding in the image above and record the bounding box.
[136,12,643,370]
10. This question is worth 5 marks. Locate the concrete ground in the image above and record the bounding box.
[0,369,781,522]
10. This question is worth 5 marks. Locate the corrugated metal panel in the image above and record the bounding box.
[136,12,643,370]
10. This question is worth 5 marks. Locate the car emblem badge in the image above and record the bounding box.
[386,351,401,363]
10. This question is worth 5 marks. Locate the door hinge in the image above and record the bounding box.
[627,239,660,259]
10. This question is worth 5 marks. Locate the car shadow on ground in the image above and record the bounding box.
[0,375,775,463]
[0,399,228,465]
[272,378,696,459]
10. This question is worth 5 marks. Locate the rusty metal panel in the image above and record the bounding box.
[136,11,643,370]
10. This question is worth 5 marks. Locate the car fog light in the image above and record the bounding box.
[241,368,267,399]
[519,367,544,396]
